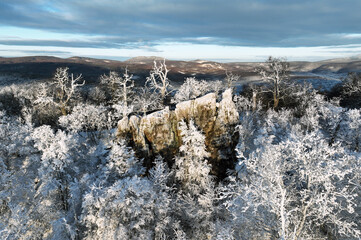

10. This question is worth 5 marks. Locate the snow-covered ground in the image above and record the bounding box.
[292,71,346,91]
[235,71,346,92]
[0,75,25,86]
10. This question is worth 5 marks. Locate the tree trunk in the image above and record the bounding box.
[252,91,257,111]
[161,87,165,100]
[279,184,287,240]
[60,105,67,116]
[273,92,279,109]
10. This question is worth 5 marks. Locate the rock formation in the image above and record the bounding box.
[117,88,239,177]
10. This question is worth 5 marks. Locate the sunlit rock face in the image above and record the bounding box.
[117,89,239,176]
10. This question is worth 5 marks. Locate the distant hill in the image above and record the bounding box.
[124,56,166,64]
[0,55,360,86]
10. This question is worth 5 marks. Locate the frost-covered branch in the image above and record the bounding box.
[342,72,361,96]
[100,68,134,108]
[225,70,240,88]
[257,56,290,108]
[146,59,171,100]
[53,67,85,115]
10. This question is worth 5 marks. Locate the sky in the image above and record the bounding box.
[1,0,361,62]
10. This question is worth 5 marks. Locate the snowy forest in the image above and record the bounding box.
[0,57,360,240]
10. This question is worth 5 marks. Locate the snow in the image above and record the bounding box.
[292,71,345,91]
[1,71,360,239]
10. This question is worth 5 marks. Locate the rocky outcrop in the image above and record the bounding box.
[117,89,239,176]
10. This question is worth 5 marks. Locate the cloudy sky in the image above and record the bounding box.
[1,0,361,61]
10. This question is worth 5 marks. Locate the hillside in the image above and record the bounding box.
[0,55,360,88]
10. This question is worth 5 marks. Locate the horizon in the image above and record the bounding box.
[2,54,361,63]
[1,1,361,61]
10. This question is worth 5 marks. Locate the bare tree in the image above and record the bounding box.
[34,68,84,116]
[100,71,121,102]
[53,67,85,115]
[225,70,240,88]
[257,56,290,108]
[247,84,264,111]
[100,68,134,105]
[146,59,171,100]
[120,68,134,107]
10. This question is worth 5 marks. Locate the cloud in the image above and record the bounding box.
[0,0,361,63]
[0,49,71,55]
[0,0,360,49]
[0,38,158,49]
[342,34,361,39]
[2,42,361,62]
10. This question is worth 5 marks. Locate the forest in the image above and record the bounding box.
[0,57,360,240]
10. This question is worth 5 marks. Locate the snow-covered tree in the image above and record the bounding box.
[32,125,77,177]
[173,120,217,239]
[0,111,78,239]
[30,82,62,125]
[54,67,85,115]
[173,78,224,104]
[232,128,361,239]
[103,139,145,181]
[334,108,361,152]
[173,77,209,103]
[0,112,40,239]
[257,56,291,108]
[81,155,174,240]
[59,104,108,132]
[133,84,163,116]
[175,119,212,193]
[100,71,122,102]
[146,59,171,100]
[225,70,240,88]
[31,126,81,234]
[342,72,361,96]
[100,69,134,112]
[210,80,224,95]
[33,67,84,117]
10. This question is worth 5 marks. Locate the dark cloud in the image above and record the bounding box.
[0,0,361,48]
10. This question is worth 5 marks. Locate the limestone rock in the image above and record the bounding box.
[213,89,240,160]
[217,89,239,126]
[117,117,131,137]
[141,107,179,156]
[117,88,239,175]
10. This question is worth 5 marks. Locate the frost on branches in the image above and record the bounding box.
[173,120,219,239]
[230,127,361,239]
[81,155,174,240]
[1,67,361,239]
[173,77,209,103]
[175,119,212,194]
